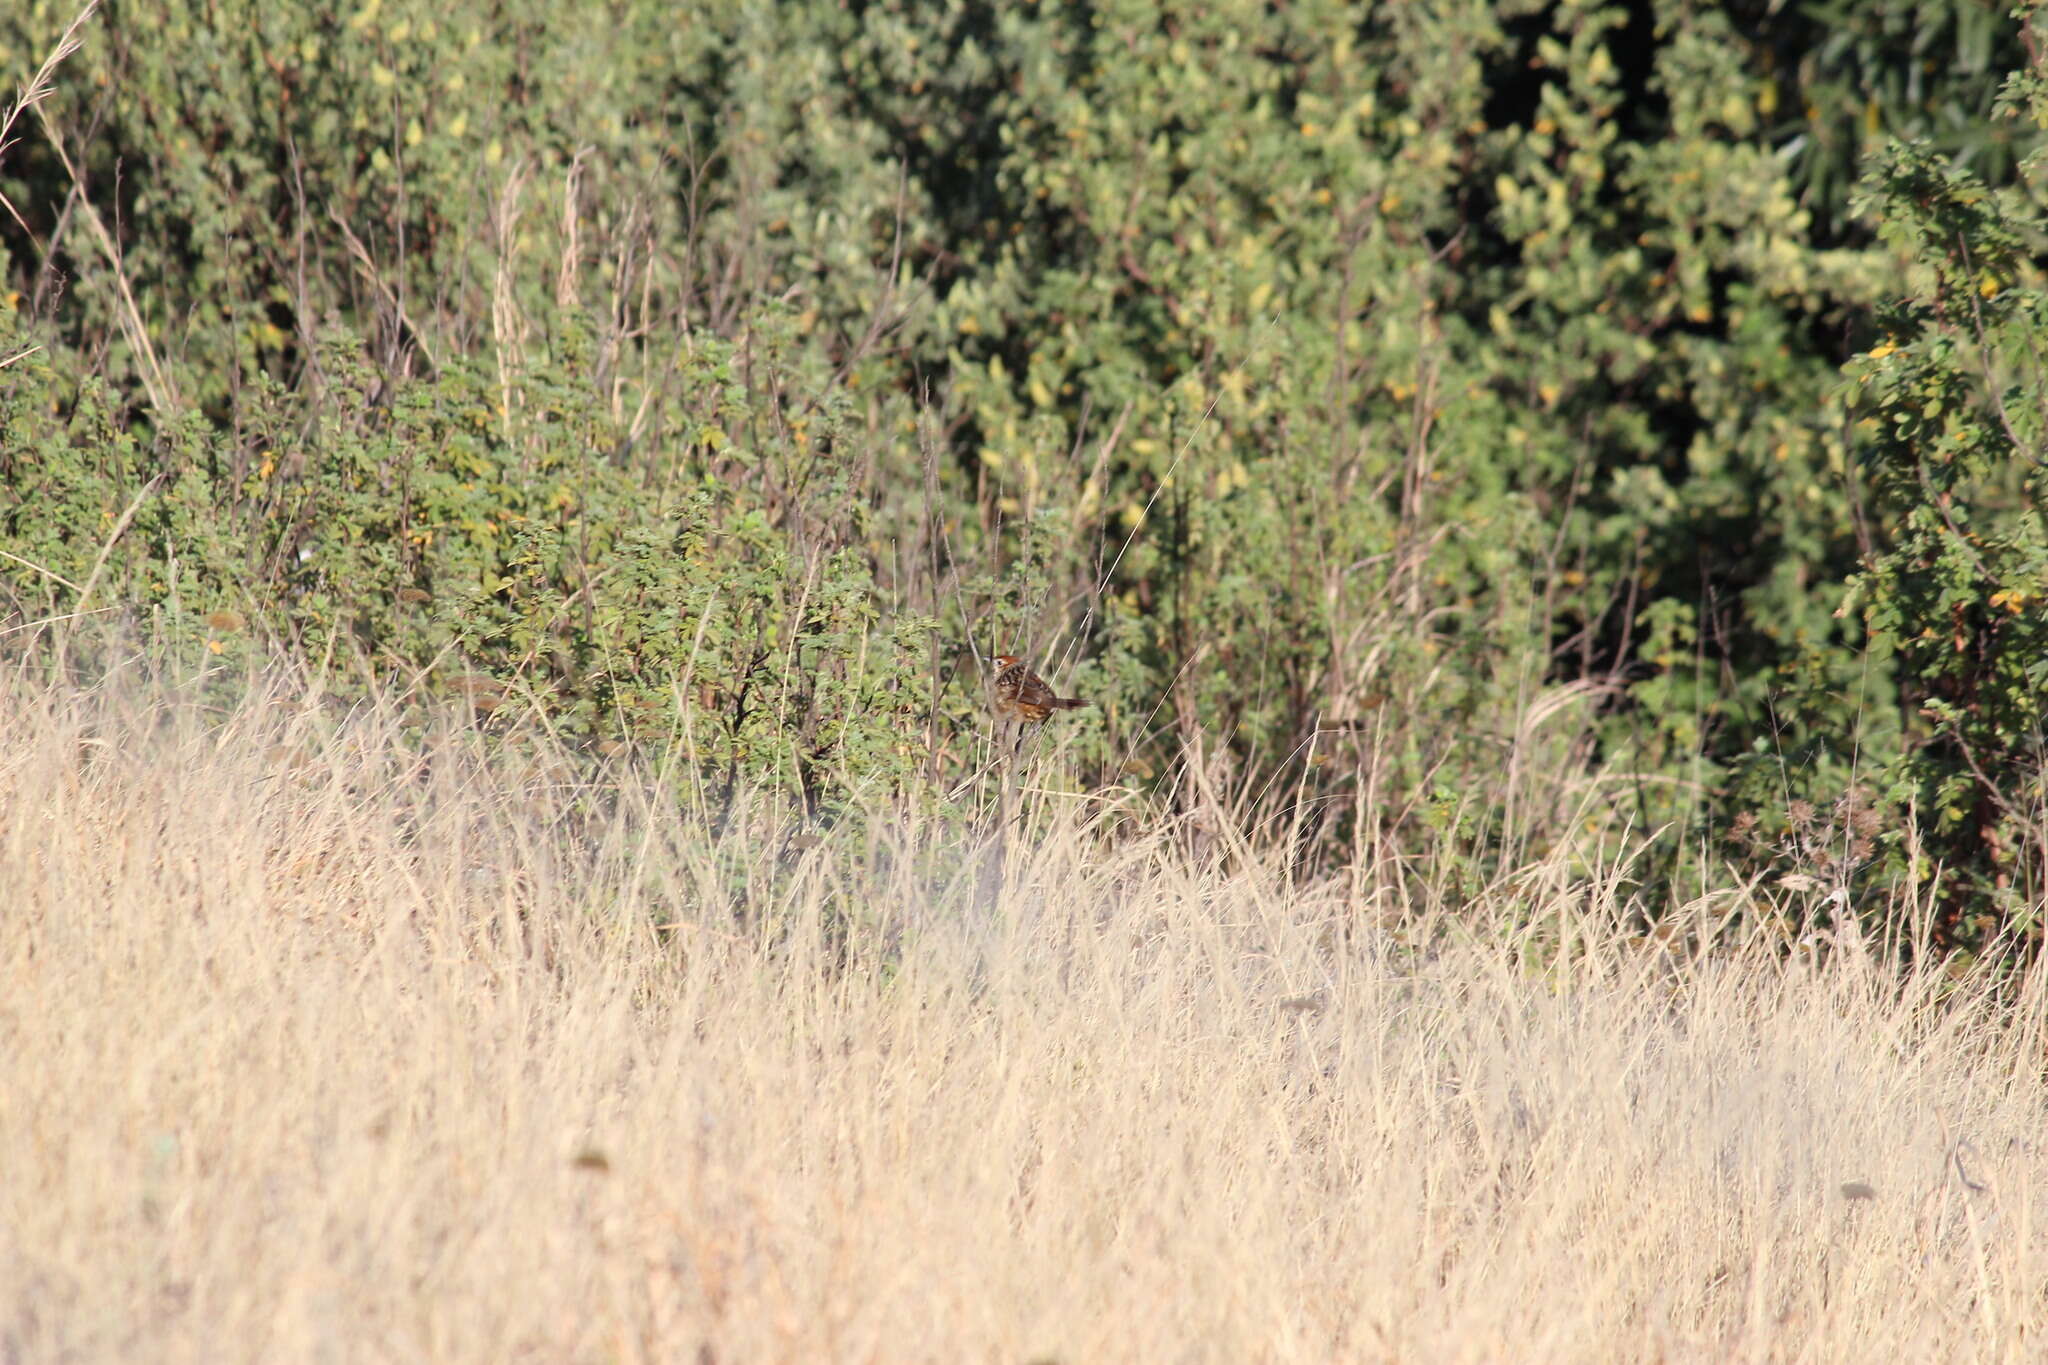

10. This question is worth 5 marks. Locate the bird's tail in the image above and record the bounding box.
[1053,696,1088,710]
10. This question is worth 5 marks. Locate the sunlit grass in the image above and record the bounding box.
[2,655,2043,1361]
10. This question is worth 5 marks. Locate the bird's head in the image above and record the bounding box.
[995,654,1023,668]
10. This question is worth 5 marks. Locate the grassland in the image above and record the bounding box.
[3,655,2043,1362]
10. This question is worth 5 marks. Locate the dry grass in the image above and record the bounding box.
[3,658,2045,1363]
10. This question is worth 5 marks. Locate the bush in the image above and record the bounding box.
[4,0,2047,943]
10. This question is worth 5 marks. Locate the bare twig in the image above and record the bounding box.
[0,546,83,594]
[74,472,164,617]
[0,603,115,638]
[328,204,442,373]
[33,104,179,413]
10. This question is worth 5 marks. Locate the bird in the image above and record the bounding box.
[991,654,1088,725]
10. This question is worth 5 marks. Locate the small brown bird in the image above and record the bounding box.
[991,654,1088,724]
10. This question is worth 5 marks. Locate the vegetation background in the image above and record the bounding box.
[6,0,2048,944]
[6,1,2048,1356]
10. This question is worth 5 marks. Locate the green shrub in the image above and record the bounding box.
[4,0,2047,939]
[1841,127,2048,945]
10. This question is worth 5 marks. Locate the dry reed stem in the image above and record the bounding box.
[0,0,98,229]
[10,0,181,419]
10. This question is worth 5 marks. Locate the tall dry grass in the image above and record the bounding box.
[2,655,2044,1362]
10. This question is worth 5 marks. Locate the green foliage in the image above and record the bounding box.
[1842,112,2048,940]
[1762,0,2025,223]
[0,302,941,816]
[5,0,2048,941]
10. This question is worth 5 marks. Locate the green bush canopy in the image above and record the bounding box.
[5,0,2048,949]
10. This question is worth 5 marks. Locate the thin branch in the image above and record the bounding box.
[33,102,180,413]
